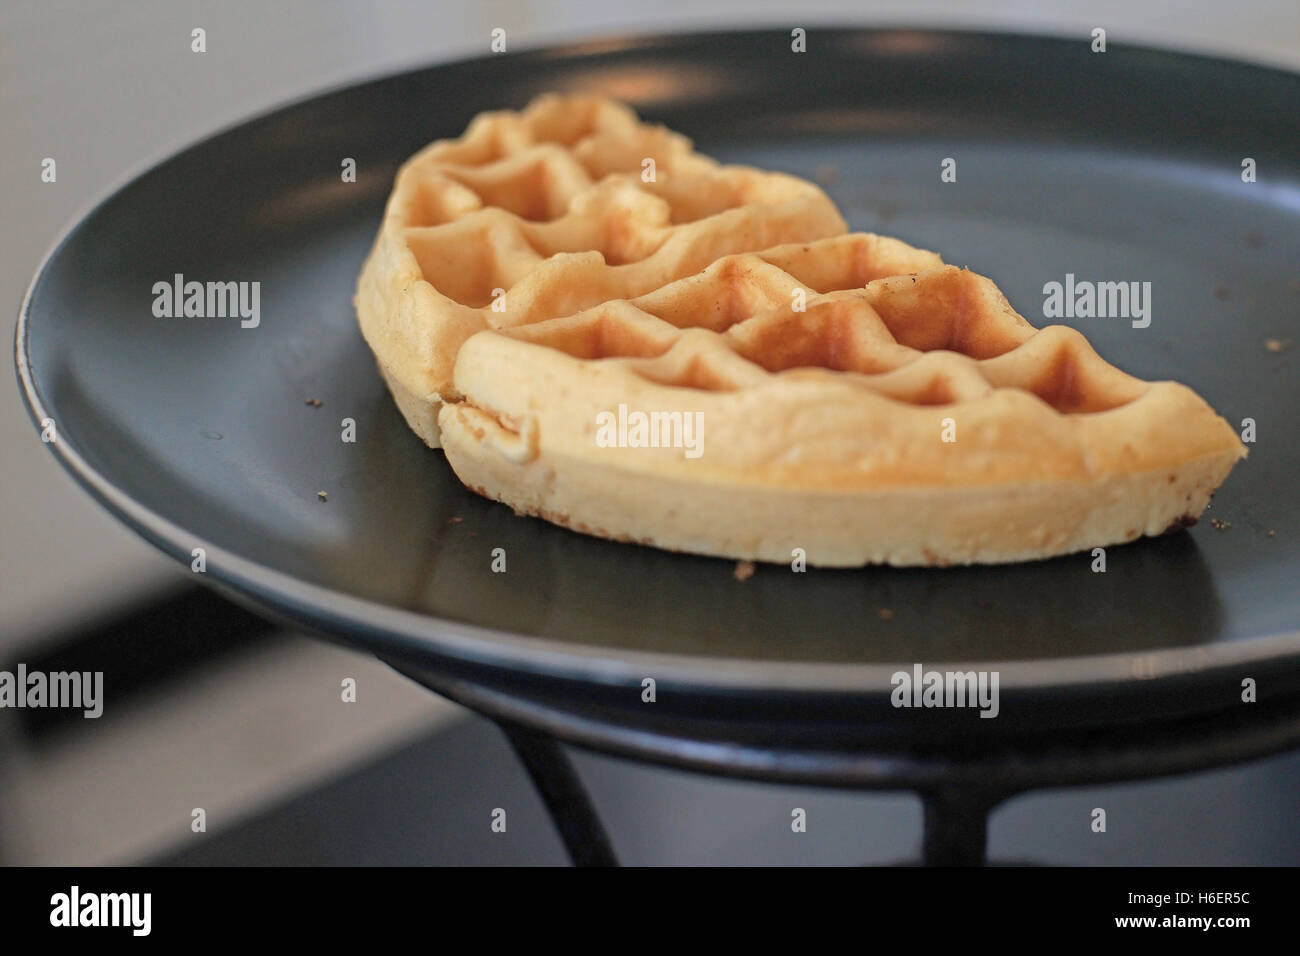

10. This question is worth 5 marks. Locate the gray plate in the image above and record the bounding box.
[15,29,1300,747]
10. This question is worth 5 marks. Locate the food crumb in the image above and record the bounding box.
[1265,338,1291,353]
[317,490,328,501]
[878,608,894,621]
[448,516,464,524]
[1213,285,1230,300]
[305,398,323,408]
[1210,518,1230,531]
[1267,530,1276,538]
[812,163,839,186]
[733,560,756,582]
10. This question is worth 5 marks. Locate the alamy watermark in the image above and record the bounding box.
[891,663,999,718]
[1043,273,1150,328]
[152,273,260,328]
[595,403,703,459]
[50,886,150,936]
[0,664,102,718]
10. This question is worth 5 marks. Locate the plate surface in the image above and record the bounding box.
[16,29,1300,741]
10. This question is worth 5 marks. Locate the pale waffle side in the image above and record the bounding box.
[355,94,846,445]
[439,234,1246,566]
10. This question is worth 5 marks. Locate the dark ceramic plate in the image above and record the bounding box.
[16,29,1300,753]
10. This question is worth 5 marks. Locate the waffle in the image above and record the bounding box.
[438,235,1246,566]
[355,94,846,445]
[359,96,1246,566]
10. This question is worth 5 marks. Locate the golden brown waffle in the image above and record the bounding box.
[358,95,1245,566]
[438,235,1245,566]
[355,94,846,445]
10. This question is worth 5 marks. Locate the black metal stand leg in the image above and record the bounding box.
[497,720,619,867]
[921,788,1000,866]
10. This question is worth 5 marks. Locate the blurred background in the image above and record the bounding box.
[3,0,1299,865]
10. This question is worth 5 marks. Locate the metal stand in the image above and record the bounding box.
[499,720,1005,867]
[498,721,618,866]
[920,788,1002,866]
[389,660,1300,867]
